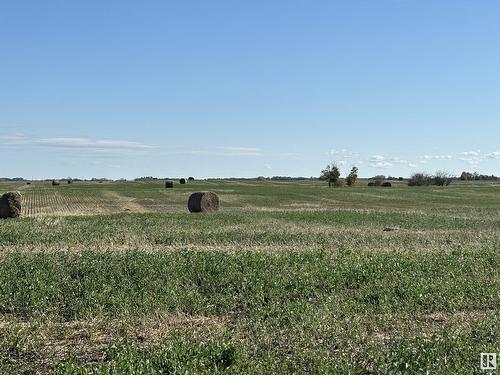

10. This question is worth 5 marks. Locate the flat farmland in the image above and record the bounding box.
[0,180,499,374]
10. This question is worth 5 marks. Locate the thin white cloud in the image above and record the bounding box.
[387,157,410,165]
[0,133,28,142]
[370,155,386,162]
[328,149,359,159]
[0,133,269,157]
[486,151,500,160]
[177,146,262,156]
[458,150,482,165]
[370,161,392,169]
[368,155,393,168]
[35,137,157,151]
[1,133,157,153]
[423,155,453,160]
[461,150,481,157]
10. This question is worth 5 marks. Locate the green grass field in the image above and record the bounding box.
[0,180,499,374]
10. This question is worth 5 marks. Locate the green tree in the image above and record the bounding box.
[320,163,340,187]
[346,166,358,186]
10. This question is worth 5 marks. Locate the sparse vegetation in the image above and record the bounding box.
[433,171,453,186]
[409,172,454,187]
[408,173,433,186]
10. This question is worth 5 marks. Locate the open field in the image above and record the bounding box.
[0,180,499,374]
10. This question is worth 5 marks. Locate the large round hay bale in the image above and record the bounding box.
[0,192,22,219]
[381,182,392,187]
[165,181,174,189]
[188,176,195,181]
[179,178,186,184]
[52,180,60,186]
[188,192,219,213]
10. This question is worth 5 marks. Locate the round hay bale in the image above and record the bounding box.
[165,181,174,189]
[179,178,186,184]
[188,192,219,213]
[367,182,374,187]
[52,180,60,186]
[188,177,195,181]
[381,182,392,187]
[0,191,22,219]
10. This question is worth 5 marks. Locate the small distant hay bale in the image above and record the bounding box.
[188,177,195,181]
[188,192,219,213]
[26,181,31,185]
[381,182,392,187]
[367,182,375,187]
[67,180,72,184]
[165,181,174,189]
[179,178,186,184]
[0,191,22,219]
[52,180,60,186]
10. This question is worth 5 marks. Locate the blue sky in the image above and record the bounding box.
[1,1,499,179]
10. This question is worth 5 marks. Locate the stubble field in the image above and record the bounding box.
[0,180,499,374]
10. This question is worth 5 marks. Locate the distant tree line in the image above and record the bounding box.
[0,177,26,181]
[407,171,498,186]
[408,172,453,186]
[371,175,404,181]
[459,171,498,181]
[134,176,160,181]
[269,176,317,181]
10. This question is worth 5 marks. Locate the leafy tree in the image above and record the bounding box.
[346,166,359,186]
[433,171,453,186]
[408,173,433,186]
[320,163,340,187]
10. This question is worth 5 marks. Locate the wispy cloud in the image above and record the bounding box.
[0,133,279,158]
[458,150,482,165]
[368,155,392,168]
[1,133,157,153]
[174,146,263,156]
[485,151,500,164]
[368,155,408,169]
[370,155,386,162]
[486,151,500,160]
[328,149,359,159]
[35,137,157,151]
[460,150,481,157]
[422,154,453,160]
